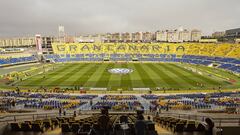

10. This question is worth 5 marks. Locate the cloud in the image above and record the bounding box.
[0,0,239,37]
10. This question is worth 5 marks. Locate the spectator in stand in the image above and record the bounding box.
[166,104,169,111]
[59,108,62,116]
[73,110,76,117]
[145,116,152,124]
[98,108,110,135]
[90,99,93,106]
[135,115,146,135]
[78,108,81,115]
[158,106,161,114]
[205,117,214,135]
[11,99,15,107]
[63,109,66,116]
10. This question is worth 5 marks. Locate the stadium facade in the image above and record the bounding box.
[224,28,240,43]
[225,28,240,38]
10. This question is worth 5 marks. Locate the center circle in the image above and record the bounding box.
[108,68,133,74]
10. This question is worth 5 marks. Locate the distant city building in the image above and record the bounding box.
[212,31,225,38]
[167,30,180,42]
[191,29,201,42]
[77,35,93,43]
[156,28,200,43]
[179,29,191,42]
[76,34,105,43]
[0,37,35,48]
[111,33,121,42]
[65,36,75,43]
[156,30,168,42]
[58,25,65,43]
[104,33,112,42]
[142,32,153,42]
[132,32,143,42]
[121,32,132,42]
[0,27,205,45]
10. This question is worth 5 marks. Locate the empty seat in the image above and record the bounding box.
[10,123,21,131]
[20,123,31,131]
[146,123,155,130]
[34,120,42,124]
[174,123,185,132]
[58,118,66,124]
[168,120,178,128]
[43,119,52,129]
[120,115,128,123]
[71,123,80,132]
[128,123,135,135]
[32,123,44,132]
[61,123,71,132]
[24,121,32,125]
[51,118,59,126]
[196,123,206,131]
[114,123,122,130]
[185,122,196,132]
[81,123,91,132]
[79,121,83,126]
[92,123,100,130]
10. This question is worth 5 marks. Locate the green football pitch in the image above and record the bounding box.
[15,63,240,90]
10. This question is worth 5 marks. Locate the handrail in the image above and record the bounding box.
[1,110,240,128]
[0,110,136,123]
[0,113,60,123]
[157,112,240,127]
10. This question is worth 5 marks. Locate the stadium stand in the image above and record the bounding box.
[101,95,137,100]
[45,43,240,74]
[18,99,87,110]
[92,101,144,111]
[0,56,38,66]
[0,91,97,100]
[144,92,240,112]
[0,91,240,135]
[1,43,240,135]
[6,113,158,135]
[153,116,207,133]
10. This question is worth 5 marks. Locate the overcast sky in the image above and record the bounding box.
[0,0,239,37]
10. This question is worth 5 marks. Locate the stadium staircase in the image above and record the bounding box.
[136,96,151,110]
[78,95,103,110]
[78,102,91,110]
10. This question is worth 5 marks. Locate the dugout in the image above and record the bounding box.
[132,58,138,61]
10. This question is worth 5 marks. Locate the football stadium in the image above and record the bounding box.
[1,1,240,135]
[0,41,240,135]
[6,43,240,91]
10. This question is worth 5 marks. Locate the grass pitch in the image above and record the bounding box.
[15,63,240,90]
